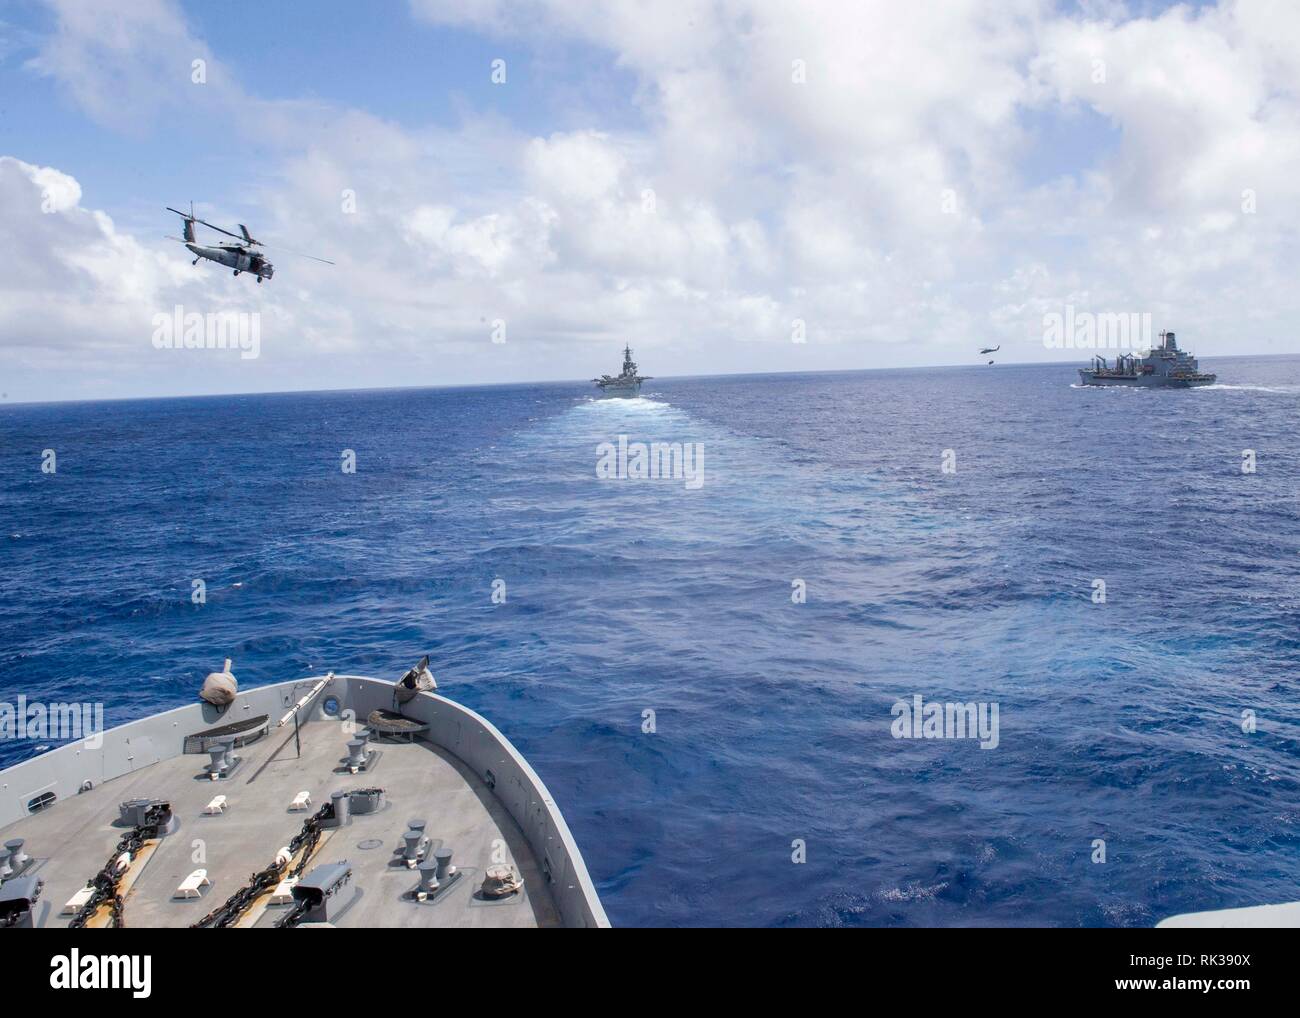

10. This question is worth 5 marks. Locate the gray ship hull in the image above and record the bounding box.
[1077,370,1215,388]
[595,380,641,397]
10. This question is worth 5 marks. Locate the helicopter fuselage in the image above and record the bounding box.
[169,205,327,280]
[185,242,274,280]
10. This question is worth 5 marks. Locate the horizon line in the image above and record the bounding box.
[0,350,1290,410]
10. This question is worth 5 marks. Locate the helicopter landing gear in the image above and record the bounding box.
[192,258,199,265]
[233,269,240,276]
[256,276,263,284]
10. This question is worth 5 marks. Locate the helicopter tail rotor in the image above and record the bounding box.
[165,204,197,243]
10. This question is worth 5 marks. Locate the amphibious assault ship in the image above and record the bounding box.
[593,345,650,396]
[1077,330,1215,388]
[0,660,608,929]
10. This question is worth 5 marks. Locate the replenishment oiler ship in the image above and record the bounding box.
[1077,330,1216,388]
[0,659,608,928]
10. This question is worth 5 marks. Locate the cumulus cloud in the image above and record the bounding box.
[0,157,176,339]
[1033,2,1300,218]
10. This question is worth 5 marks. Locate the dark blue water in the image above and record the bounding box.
[2,359,1299,926]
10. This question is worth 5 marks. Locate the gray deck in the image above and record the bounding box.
[7,716,559,928]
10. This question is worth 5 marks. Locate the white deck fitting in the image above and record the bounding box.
[203,795,228,815]
[61,886,94,915]
[269,876,298,905]
[174,869,211,899]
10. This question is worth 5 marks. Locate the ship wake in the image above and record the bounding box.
[1195,383,1300,394]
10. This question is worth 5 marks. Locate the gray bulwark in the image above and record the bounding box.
[0,676,609,928]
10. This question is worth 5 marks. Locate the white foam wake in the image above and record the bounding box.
[1195,384,1300,394]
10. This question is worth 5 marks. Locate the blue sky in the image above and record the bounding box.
[2,1,1298,402]
[1,1,640,229]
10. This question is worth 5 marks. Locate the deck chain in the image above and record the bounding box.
[66,802,171,929]
[190,800,333,928]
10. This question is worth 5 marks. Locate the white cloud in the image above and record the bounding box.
[1033,2,1300,218]
[26,163,80,211]
[0,157,175,333]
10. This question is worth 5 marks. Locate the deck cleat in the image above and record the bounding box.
[402,828,427,868]
[341,737,378,775]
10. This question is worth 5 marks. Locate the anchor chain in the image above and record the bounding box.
[190,799,332,928]
[67,802,171,929]
[272,788,382,928]
[275,897,311,928]
[190,788,380,929]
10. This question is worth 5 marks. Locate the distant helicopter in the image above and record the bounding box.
[166,203,333,283]
[979,345,1000,355]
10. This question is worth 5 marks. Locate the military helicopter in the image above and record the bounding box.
[166,203,333,282]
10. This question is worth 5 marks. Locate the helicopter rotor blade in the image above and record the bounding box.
[167,206,246,240]
[259,244,335,265]
[192,217,246,241]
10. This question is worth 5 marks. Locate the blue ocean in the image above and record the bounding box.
[2,358,1298,927]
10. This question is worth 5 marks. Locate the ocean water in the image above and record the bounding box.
[2,357,1298,927]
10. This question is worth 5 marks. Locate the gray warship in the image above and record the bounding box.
[1077,330,1215,388]
[0,659,608,928]
[593,344,650,396]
